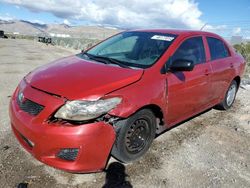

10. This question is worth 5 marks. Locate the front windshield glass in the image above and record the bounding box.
[82,31,177,68]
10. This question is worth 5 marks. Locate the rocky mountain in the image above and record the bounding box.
[0,19,121,39]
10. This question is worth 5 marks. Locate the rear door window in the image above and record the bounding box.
[206,37,230,60]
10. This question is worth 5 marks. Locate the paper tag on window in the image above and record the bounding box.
[151,35,175,41]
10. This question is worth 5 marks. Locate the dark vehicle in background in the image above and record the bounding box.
[0,30,8,38]
[38,36,52,44]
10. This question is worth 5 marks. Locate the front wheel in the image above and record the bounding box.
[111,109,156,163]
[216,80,238,110]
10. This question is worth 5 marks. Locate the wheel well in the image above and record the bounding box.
[140,104,164,125]
[234,76,241,89]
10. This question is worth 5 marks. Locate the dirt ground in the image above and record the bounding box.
[0,39,250,188]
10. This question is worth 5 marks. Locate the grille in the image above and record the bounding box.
[17,97,44,116]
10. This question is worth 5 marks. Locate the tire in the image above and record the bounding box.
[111,109,156,163]
[215,80,238,110]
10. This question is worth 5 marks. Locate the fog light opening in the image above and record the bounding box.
[57,148,79,161]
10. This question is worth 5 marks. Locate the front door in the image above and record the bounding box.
[166,36,212,125]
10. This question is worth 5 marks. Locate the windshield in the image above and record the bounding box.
[80,31,177,68]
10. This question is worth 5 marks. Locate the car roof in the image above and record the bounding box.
[129,29,220,37]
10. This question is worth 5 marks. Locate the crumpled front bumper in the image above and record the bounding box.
[9,80,116,173]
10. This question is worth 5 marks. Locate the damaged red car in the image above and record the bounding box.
[9,29,246,173]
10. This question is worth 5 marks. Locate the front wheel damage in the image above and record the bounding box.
[110,109,156,163]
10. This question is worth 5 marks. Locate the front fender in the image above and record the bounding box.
[108,69,167,120]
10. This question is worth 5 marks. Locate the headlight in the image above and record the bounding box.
[54,97,122,121]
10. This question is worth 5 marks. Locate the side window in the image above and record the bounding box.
[207,37,230,60]
[172,37,206,65]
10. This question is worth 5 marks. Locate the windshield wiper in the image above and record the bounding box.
[100,56,132,69]
[83,52,131,69]
[82,52,108,65]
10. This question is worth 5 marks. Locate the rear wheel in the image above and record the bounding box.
[111,109,156,163]
[216,80,238,110]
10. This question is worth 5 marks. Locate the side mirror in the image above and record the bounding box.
[169,59,194,72]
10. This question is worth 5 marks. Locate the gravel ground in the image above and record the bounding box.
[0,39,250,188]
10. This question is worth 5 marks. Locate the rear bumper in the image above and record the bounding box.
[9,80,116,173]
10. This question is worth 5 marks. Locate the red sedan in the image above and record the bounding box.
[9,29,246,173]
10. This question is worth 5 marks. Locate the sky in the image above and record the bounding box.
[0,0,249,38]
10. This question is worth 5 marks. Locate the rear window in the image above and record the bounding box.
[207,37,230,60]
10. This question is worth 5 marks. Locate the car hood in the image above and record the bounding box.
[25,55,143,100]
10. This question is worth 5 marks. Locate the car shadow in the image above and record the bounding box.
[102,162,132,188]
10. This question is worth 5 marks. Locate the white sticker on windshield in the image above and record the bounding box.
[151,35,175,41]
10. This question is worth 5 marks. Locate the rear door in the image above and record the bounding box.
[205,36,234,101]
[166,36,212,124]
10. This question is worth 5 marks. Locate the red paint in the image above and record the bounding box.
[9,80,115,172]
[25,56,143,100]
[9,29,246,172]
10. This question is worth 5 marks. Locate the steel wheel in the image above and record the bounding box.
[111,109,156,163]
[125,119,150,154]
